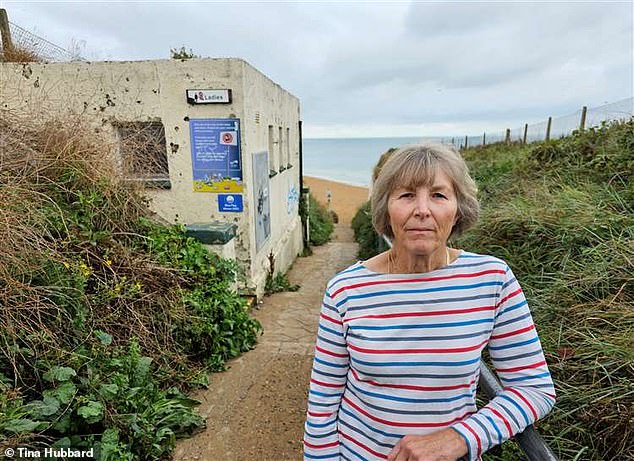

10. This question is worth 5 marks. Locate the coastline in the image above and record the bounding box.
[303,175,369,226]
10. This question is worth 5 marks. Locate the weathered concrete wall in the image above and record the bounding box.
[241,62,303,295]
[0,58,302,298]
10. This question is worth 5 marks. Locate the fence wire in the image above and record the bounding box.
[2,20,79,62]
[441,97,633,149]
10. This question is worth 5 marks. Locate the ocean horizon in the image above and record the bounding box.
[302,136,446,187]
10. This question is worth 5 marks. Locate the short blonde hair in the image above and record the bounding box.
[371,144,479,240]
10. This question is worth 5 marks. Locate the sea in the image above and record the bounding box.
[302,136,446,187]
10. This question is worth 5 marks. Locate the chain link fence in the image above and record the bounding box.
[441,97,633,149]
[1,17,80,62]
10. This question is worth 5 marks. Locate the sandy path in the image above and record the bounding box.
[173,225,358,461]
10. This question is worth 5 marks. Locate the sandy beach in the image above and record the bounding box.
[303,176,370,225]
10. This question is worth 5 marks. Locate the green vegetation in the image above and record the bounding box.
[460,120,633,461]
[0,119,261,459]
[307,193,335,246]
[351,200,385,260]
[351,119,633,460]
[170,46,199,60]
[265,272,300,295]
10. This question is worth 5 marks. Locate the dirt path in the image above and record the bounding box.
[173,225,358,461]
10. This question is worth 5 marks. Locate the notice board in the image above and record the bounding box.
[190,118,243,192]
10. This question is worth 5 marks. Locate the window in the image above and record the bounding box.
[268,124,276,175]
[118,122,169,185]
[286,127,291,167]
[278,126,284,171]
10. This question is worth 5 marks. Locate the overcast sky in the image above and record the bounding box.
[4,1,633,138]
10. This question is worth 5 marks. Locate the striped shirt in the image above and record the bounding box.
[303,251,555,461]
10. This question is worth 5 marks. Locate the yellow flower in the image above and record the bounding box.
[105,259,112,267]
[63,262,70,269]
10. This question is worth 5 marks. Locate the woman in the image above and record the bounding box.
[303,144,555,461]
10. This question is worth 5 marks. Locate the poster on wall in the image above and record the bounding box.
[189,118,243,193]
[252,151,271,252]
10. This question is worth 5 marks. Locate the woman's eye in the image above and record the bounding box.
[400,193,414,198]
[433,192,448,199]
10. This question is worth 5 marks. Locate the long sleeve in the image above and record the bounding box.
[451,266,556,460]
[303,290,349,459]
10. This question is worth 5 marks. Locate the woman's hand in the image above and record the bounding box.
[386,428,468,461]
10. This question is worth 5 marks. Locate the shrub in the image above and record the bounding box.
[351,201,385,260]
[0,117,262,459]
[308,193,334,245]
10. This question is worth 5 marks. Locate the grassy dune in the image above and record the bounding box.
[458,119,633,460]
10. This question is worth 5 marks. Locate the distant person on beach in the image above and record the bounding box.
[303,144,555,460]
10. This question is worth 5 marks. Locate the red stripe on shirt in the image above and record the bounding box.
[457,421,482,455]
[311,378,345,388]
[348,339,487,355]
[490,324,535,340]
[496,287,522,308]
[487,407,513,436]
[304,439,339,450]
[352,368,476,391]
[339,430,388,459]
[507,388,539,420]
[321,312,343,325]
[343,396,470,428]
[316,345,348,358]
[496,360,546,373]
[331,269,506,297]
[307,410,334,417]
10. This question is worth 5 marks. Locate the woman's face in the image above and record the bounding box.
[387,169,458,256]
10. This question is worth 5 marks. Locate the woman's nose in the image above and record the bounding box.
[414,195,431,216]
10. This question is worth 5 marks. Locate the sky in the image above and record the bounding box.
[3,0,633,138]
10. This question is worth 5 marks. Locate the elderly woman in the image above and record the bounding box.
[303,144,555,461]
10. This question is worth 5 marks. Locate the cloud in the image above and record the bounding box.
[4,1,632,137]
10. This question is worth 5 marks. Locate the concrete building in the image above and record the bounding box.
[1,58,303,298]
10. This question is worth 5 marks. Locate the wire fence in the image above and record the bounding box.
[441,97,633,149]
[1,20,80,62]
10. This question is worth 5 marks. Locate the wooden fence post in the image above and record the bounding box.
[464,135,468,149]
[545,116,552,141]
[505,129,510,144]
[0,8,13,52]
[579,106,587,131]
[523,123,528,145]
[483,132,486,146]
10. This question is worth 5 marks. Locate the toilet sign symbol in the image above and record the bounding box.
[219,131,237,146]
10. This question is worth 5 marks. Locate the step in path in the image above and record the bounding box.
[174,225,358,461]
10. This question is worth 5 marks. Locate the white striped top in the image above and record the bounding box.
[303,251,555,461]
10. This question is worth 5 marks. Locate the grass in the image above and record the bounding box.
[458,120,633,461]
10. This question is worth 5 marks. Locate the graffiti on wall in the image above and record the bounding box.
[252,151,271,252]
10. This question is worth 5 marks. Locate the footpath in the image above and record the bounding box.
[174,224,358,461]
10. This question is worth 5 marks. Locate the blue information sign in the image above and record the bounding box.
[190,118,243,193]
[218,194,243,212]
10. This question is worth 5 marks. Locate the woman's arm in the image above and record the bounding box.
[303,291,350,460]
[450,265,556,460]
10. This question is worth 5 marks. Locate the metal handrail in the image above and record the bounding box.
[380,236,557,461]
